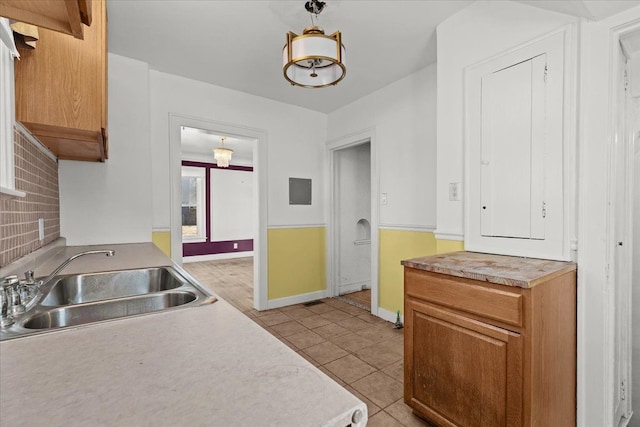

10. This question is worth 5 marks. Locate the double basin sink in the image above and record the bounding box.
[0,267,216,341]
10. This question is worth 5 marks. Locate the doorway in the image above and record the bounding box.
[179,127,255,261]
[168,115,268,311]
[334,143,371,308]
[328,129,379,315]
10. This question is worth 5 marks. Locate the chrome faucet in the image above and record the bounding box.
[38,250,116,287]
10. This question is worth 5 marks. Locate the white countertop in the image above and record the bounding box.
[0,243,367,426]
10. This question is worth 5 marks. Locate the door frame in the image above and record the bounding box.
[602,18,640,426]
[326,128,379,315]
[169,114,269,311]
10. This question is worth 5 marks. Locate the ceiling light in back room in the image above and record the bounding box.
[213,136,233,168]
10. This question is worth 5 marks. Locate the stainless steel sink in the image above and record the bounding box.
[0,266,216,340]
[41,268,185,306]
[24,291,197,329]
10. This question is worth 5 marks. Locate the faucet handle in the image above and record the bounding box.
[1,276,25,315]
[24,270,35,284]
[2,275,19,287]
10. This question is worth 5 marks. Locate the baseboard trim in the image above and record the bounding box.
[338,281,370,295]
[266,289,329,310]
[377,306,403,325]
[183,252,253,263]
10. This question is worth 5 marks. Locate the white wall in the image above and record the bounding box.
[210,168,253,242]
[435,0,577,240]
[149,71,327,231]
[59,54,151,245]
[328,64,437,229]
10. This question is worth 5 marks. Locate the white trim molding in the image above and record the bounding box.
[268,224,326,230]
[0,36,18,195]
[379,224,437,232]
[434,231,465,241]
[325,127,380,317]
[169,114,268,311]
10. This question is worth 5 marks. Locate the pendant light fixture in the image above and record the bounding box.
[213,136,233,168]
[283,0,346,88]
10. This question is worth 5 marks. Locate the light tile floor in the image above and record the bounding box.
[184,258,430,427]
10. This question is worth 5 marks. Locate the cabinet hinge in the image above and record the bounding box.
[541,201,547,218]
[544,64,548,83]
[624,69,629,92]
[621,379,627,400]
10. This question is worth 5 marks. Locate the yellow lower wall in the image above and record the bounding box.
[379,230,464,314]
[152,231,172,257]
[379,229,437,314]
[268,227,326,300]
[155,226,463,311]
[436,239,465,254]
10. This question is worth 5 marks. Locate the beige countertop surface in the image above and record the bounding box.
[401,251,577,288]
[0,243,367,427]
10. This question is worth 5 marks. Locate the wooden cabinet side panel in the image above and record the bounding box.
[15,0,105,133]
[527,271,577,426]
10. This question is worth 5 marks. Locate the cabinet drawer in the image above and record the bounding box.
[405,268,523,327]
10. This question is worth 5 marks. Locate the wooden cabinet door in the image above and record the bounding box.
[405,299,523,427]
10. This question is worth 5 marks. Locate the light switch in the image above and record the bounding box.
[380,193,388,205]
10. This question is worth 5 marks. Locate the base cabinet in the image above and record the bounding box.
[403,253,576,427]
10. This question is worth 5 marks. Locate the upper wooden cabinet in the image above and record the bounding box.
[0,0,91,40]
[14,0,107,162]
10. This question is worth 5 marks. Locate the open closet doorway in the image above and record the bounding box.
[328,130,379,316]
[168,115,268,311]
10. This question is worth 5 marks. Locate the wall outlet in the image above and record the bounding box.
[449,183,462,201]
[38,218,44,241]
[233,242,238,249]
[380,193,388,205]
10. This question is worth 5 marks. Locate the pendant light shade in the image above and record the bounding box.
[282,1,346,88]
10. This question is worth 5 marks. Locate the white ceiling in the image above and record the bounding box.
[107,0,640,114]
